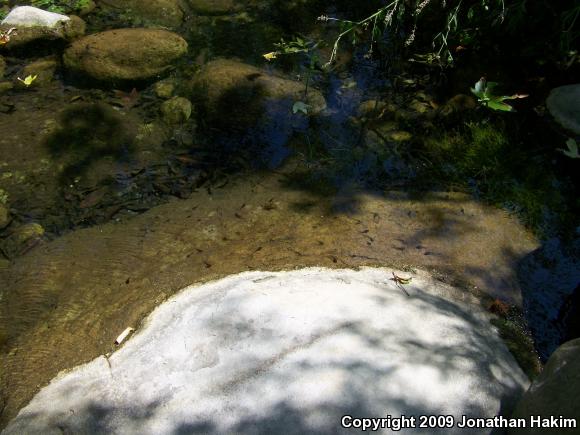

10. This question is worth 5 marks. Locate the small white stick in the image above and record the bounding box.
[114,327,135,345]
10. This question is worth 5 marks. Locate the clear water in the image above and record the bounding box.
[0,0,578,427]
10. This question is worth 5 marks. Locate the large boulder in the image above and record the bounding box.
[98,0,185,28]
[191,58,326,129]
[17,57,58,87]
[3,268,529,434]
[508,338,580,435]
[546,84,580,135]
[0,6,85,48]
[63,28,188,82]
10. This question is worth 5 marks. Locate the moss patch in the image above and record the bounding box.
[491,317,543,380]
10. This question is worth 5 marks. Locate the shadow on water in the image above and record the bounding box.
[517,237,580,361]
[43,102,135,185]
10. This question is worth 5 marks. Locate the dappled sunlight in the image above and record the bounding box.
[4,268,528,434]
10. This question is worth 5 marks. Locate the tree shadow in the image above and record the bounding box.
[43,102,136,185]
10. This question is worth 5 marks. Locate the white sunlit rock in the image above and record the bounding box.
[1,6,70,28]
[4,268,530,435]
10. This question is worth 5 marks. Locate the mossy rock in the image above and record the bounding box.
[63,28,188,82]
[0,223,44,259]
[0,7,86,48]
[18,58,58,87]
[154,79,176,99]
[0,82,13,94]
[546,84,580,135]
[160,96,192,125]
[191,58,325,129]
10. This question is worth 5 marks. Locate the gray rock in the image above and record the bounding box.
[508,338,580,434]
[546,84,580,135]
[160,96,192,125]
[1,6,69,27]
[63,28,188,82]
[0,6,85,47]
[4,268,529,435]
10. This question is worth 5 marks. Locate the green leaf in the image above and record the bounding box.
[486,99,514,111]
[485,81,499,94]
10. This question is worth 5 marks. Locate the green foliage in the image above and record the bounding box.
[319,1,580,68]
[264,35,322,100]
[422,119,574,235]
[317,0,406,67]
[31,0,92,14]
[424,121,507,178]
[470,78,527,112]
[491,317,542,380]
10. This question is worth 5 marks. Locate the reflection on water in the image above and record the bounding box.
[0,0,578,428]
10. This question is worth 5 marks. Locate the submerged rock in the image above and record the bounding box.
[3,268,529,434]
[98,0,184,28]
[546,84,580,135]
[18,58,58,87]
[191,58,325,129]
[388,130,413,142]
[153,78,176,99]
[0,6,85,48]
[508,338,580,434]
[63,28,188,82]
[160,96,192,125]
[1,222,44,259]
[439,93,477,117]
[0,55,5,79]
[0,81,13,94]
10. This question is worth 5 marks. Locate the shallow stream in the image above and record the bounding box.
[0,0,578,427]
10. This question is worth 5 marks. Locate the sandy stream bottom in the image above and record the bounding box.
[0,165,537,427]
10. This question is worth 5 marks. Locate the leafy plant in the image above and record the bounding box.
[263,35,322,103]
[316,0,405,67]
[31,0,92,14]
[263,36,319,61]
[470,78,527,112]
